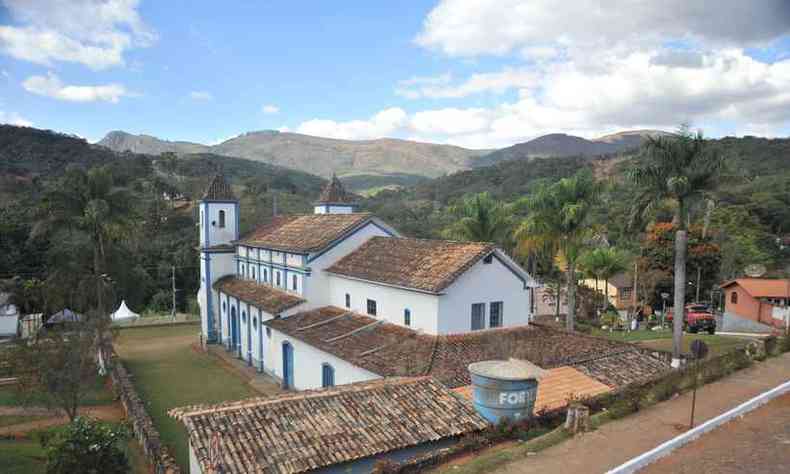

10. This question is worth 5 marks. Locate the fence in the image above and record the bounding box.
[110,359,181,474]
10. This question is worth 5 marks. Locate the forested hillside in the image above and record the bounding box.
[0,125,325,316]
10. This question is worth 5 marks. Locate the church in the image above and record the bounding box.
[197,174,539,390]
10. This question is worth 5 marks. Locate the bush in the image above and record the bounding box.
[40,417,130,474]
[148,290,171,313]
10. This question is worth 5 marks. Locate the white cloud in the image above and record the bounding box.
[23,72,130,103]
[416,0,790,58]
[0,0,156,69]
[396,68,537,99]
[295,50,790,148]
[296,107,408,140]
[0,110,33,127]
[262,104,280,114]
[190,91,213,101]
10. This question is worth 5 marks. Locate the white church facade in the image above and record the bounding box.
[198,174,538,390]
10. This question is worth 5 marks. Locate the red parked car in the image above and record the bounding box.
[666,304,717,334]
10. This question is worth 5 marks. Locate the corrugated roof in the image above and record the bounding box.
[720,278,790,298]
[264,307,670,389]
[326,237,496,293]
[213,276,305,315]
[202,173,236,201]
[316,173,355,205]
[237,213,374,253]
[169,377,488,474]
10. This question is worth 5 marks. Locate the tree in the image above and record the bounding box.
[516,171,600,330]
[442,192,514,248]
[7,317,102,421]
[41,417,130,474]
[32,166,133,315]
[629,126,727,364]
[581,248,628,313]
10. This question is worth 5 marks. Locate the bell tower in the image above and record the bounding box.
[314,173,357,214]
[198,173,238,344]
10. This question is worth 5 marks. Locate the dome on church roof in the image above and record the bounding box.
[202,173,237,201]
[316,174,355,205]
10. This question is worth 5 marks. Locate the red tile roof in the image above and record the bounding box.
[326,237,496,293]
[316,173,355,204]
[213,276,305,315]
[237,213,374,253]
[169,377,488,474]
[264,307,670,389]
[720,278,790,298]
[202,173,236,201]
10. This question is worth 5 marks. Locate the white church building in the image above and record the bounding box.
[197,174,538,390]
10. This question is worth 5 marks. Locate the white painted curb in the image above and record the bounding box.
[606,379,790,474]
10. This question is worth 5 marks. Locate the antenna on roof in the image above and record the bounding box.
[743,264,767,278]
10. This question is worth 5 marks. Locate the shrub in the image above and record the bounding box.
[41,417,130,474]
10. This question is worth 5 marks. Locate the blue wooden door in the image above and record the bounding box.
[245,311,252,366]
[230,307,238,351]
[282,342,294,389]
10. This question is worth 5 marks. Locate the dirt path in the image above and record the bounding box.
[490,353,790,474]
[642,392,790,474]
[0,402,125,437]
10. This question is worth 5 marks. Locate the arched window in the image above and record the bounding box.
[321,363,335,388]
[218,210,226,228]
[292,274,298,291]
[222,301,226,313]
[404,309,411,327]
[253,317,258,329]
[263,269,268,283]
[251,267,256,280]
[242,311,247,323]
[731,291,738,304]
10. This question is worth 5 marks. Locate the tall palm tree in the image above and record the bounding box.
[580,247,629,314]
[629,126,727,365]
[442,192,514,248]
[516,171,600,331]
[32,165,133,315]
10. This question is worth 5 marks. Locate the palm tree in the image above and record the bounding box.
[442,192,514,248]
[516,171,599,331]
[629,126,727,365]
[580,247,629,315]
[32,165,133,315]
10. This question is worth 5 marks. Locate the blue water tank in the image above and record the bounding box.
[468,359,546,424]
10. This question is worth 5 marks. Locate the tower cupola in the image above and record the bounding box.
[199,173,239,248]
[314,173,357,214]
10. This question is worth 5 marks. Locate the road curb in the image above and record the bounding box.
[606,379,790,474]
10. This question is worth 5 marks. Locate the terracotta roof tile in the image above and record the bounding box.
[238,213,374,253]
[720,278,790,298]
[264,308,671,389]
[316,174,355,205]
[169,377,488,474]
[326,237,496,293]
[202,173,236,201]
[214,276,305,315]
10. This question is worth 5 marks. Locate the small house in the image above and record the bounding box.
[720,278,790,333]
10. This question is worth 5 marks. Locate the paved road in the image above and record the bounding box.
[493,353,790,474]
[642,392,790,474]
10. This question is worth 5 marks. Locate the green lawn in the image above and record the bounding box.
[635,333,748,358]
[115,325,259,470]
[591,327,675,342]
[0,375,114,407]
[0,439,46,474]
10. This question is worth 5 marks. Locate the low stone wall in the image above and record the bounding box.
[110,359,181,474]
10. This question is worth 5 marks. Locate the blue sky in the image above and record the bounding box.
[1,1,790,148]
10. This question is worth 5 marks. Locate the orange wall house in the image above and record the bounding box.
[720,279,789,333]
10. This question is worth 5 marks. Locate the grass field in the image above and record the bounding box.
[635,333,748,357]
[0,375,114,407]
[115,324,259,470]
[0,439,46,474]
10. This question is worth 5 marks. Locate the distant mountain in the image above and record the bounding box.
[473,130,669,167]
[98,130,487,180]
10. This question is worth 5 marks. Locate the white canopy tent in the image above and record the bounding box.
[111,300,140,323]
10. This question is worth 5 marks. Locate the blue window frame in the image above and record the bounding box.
[251,267,256,280]
[345,293,351,308]
[242,311,247,323]
[471,303,485,331]
[321,363,335,388]
[218,210,226,228]
[263,268,268,283]
[292,274,298,291]
[490,302,503,328]
[276,271,281,287]
[404,309,411,327]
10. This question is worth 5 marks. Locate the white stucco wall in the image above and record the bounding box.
[327,275,440,333]
[266,327,380,390]
[200,202,237,248]
[189,441,203,474]
[199,252,235,340]
[305,222,392,308]
[437,255,531,334]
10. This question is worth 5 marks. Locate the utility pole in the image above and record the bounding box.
[171,265,177,320]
